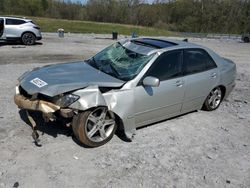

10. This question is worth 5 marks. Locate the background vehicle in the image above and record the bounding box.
[14,38,236,147]
[242,33,250,43]
[0,16,42,45]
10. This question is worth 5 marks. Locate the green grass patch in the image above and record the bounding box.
[29,17,172,36]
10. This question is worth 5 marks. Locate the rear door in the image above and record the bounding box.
[5,18,26,38]
[134,50,185,127]
[181,48,219,113]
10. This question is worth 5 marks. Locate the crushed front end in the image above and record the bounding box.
[14,85,76,144]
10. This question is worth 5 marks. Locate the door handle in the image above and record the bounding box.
[211,73,217,78]
[175,80,184,87]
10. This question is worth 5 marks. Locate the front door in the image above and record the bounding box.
[134,50,185,127]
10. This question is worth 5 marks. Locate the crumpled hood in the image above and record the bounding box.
[19,61,125,97]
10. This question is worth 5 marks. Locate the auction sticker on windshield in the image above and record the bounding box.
[30,78,48,88]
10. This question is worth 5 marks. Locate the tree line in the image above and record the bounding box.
[0,0,249,34]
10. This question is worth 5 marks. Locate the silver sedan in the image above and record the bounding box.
[14,38,236,147]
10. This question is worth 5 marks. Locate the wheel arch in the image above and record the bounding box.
[113,112,126,134]
[202,85,226,111]
[21,31,36,38]
[70,85,136,141]
[79,105,128,141]
[218,85,226,100]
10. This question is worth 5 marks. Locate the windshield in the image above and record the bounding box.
[87,42,154,81]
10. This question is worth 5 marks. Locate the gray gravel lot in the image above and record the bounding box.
[0,33,249,188]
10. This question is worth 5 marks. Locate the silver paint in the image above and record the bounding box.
[19,62,125,97]
[15,38,237,141]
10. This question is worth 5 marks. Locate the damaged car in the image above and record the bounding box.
[14,38,236,147]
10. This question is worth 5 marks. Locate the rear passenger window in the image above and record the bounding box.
[146,50,182,81]
[184,49,217,75]
[6,19,26,25]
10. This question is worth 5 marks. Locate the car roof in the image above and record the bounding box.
[131,38,177,48]
[0,16,31,22]
[121,37,202,55]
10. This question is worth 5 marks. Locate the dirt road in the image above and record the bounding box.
[0,34,249,188]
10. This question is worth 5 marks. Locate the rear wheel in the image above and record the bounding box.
[22,32,36,45]
[203,87,223,111]
[72,107,117,147]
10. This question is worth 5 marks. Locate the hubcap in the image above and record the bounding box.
[85,107,115,142]
[208,88,222,109]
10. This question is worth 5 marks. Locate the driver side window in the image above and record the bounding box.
[146,50,183,81]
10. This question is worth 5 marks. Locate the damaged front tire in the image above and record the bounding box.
[72,107,117,147]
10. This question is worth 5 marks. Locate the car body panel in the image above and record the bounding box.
[69,85,136,139]
[134,77,185,127]
[5,23,19,38]
[19,61,125,97]
[181,68,219,113]
[15,38,237,141]
[218,58,237,99]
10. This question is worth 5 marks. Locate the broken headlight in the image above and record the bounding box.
[55,94,79,107]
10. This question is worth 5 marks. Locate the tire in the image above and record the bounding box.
[243,37,250,43]
[22,32,36,45]
[203,87,223,111]
[72,107,117,147]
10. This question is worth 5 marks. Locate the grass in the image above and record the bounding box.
[28,17,173,36]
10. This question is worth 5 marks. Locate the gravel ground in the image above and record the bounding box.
[0,33,249,188]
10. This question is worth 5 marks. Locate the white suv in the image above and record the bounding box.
[0,16,42,45]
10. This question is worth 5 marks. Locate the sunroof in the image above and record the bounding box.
[131,38,177,49]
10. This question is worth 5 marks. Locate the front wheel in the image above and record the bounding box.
[203,87,223,111]
[22,32,36,45]
[72,107,117,147]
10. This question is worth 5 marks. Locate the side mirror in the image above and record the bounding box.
[143,76,160,87]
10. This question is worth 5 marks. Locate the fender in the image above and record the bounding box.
[70,85,136,140]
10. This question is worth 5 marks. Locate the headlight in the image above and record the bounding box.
[55,94,79,107]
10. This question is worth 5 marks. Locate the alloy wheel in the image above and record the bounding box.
[22,33,35,45]
[207,87,222,109]
[85,107,116,143]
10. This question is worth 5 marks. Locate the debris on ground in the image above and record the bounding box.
[13,182,19,188]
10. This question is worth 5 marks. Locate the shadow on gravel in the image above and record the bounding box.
[17,109,196,148]
[18,109,130,148]
[0,41,43,47]
[18,110,72,144]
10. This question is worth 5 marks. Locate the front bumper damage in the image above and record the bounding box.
[14,94,60,114]
[14,93,74,118]
[14,84,136,144]
[14,94,74,145]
